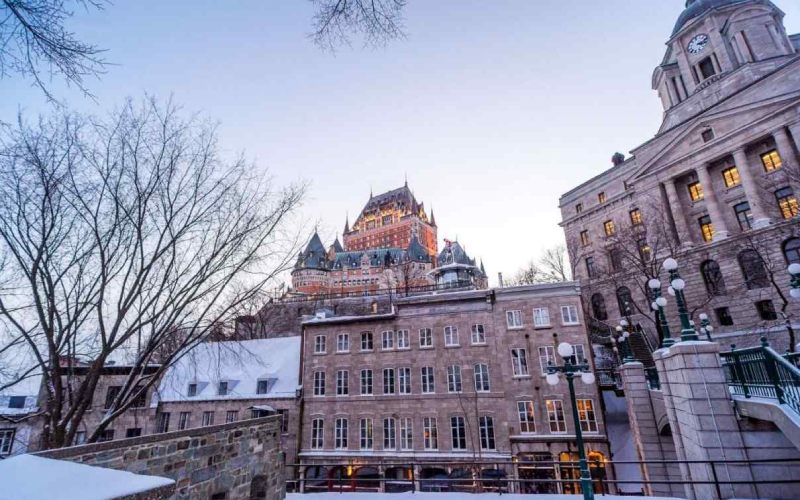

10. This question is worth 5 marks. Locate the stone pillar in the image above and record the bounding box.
[653,342,757,500]
[774,126,800,192]
[787,122,800,153]
[695,165,729,240]
[663,180,693,247]
[732,148,770,228]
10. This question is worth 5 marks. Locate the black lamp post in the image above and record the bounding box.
[698,313,714,341]
[648,278,674,348]
[547,341,596,500]
[662,258,698,341]
[613,323,634,363]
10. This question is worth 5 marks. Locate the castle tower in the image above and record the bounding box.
[291,232,332,294]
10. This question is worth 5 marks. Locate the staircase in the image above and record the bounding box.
[628,325,656,366]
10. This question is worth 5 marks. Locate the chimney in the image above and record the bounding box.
[498,272,505,288]
[611,152,625,166]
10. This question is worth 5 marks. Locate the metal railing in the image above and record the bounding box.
[644,366,661,390]
[279,280,477,303]
[595,368,622,390]
[721,337,800,416]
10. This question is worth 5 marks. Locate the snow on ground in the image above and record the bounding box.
[0,454,174,500]
[288,493,684,500]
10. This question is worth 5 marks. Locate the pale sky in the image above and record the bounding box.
[4,1,800,285]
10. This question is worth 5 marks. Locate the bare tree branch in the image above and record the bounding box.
[310,0,406,50]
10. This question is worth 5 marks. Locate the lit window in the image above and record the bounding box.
[444,326,459,346]
[479,416,496,450]
[688,181,704,201]
[598,192,606,204]
[761,150,782,172]
[629,208,643,225]
[517,401,535,433]
[471,324,486,344]
[775,187,799,219]
[533,307,550,327]
[546,400,567,433]
[699,215,714,242]
[511,348,529,377]
[423,417,438,450]
[734,202,753,230]
[577,399,598,432]
[603,220,615,237]
[638,238,652,262]
[561,305,580,325]
[580,230,590,247]
[506,310,523,329]
[722,166,740,188]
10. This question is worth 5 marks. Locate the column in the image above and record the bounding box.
[733,148,771,228]
[663,180,693,248]
[774,125,800,192]
[695,165,729,241]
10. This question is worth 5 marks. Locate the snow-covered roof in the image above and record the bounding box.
[0,373,42,416]
[157,337,301,403]
[0,455,174,500]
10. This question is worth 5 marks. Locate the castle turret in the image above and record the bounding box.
[291,232,332,294]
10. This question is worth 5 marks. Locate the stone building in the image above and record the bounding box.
[0,374,43,458]
[291,183,487,296]
[559,0,800,351]
[297,282,612,495]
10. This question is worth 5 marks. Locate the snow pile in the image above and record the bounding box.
[288,493,685,500]
[0,454,174,500]
[157,336,301,402]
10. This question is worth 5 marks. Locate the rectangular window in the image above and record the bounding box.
[447,365,462,393]
[419,328,433,348]
[383,368,396,395]
[277,409,289,433]
[178,411,191,430]
[8,396,25,409]
[775,187,799,219]
[336,333,350,352]
[202,411,215,426]
[506,310,523,328]
[572,344,586,364]
[217,381,228,396]
[360,418,373,449]
[131,387,146,408]
[383,418,396,450]
[761,150,782,172]
[701,128,715,142]
[98,429,115,442]
[105,386,121,409]
[560,305,579,325]
[638,238,652,262]
[756,300,778,320]
[699,215,714,242]
[598,192,606,204]
[423,417,438,450]
[361,331,373,351]
[715,307,734,326]
[734,202,753,230]
[398,367,411,394]
[157,412,170,433]
[585,257,596,279]
[575,203,583,214]
[479,416,496,450]
[256,379,271,395]
[580,230,590,247]
[314,335,326,354]
[517,401,536,433]
[444,325,459,346]
[311,418,324,449]
[451,416,467,450]
[688,181,704,201]
[226,410,238,423]
[360,369,373,395]
[313,371,325,396]
[381,330,395,350]
[421,366,435,393]
[0,429,14,456]
[629,208,643,226]
[603,220,615,237]
[474,364,490,392]
[187,383,197,397]
[539,346,556,375]
[74,431,86,445]
[577,399,598,432]
[471,324,486,344]
[546,400,567,433]
[722,166,740,188]
[511,348,529,377]
[336,370,349,396]
[533,308,551,327]
[396,329,410,349]
[399,417,413,450]
[335,418,348,449]
[698,56,716,79]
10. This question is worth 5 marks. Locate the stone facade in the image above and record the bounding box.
[559,0,800,351]
[37,415,286,500]
[298,283,613,495]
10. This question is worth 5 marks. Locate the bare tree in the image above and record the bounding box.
[509,244,571,286]
[310,0,406,49]
[0,0,108,100]
[0,97,305,448]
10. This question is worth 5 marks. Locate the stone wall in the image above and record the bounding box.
[37,416,285,500]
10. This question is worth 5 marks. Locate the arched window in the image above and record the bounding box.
[738,250,769,289]
[700,260,726,296]
[591,293,608,321]
[616,287,633,316]
[784,238,800,264]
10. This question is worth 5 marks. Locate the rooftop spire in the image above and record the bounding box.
[430,207,436,226]
[344,214,350,234]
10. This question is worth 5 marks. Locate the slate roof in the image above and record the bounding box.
[362,185,418,214]
[672,0,753,36]
[295,232,330,270]
[437,241,484,276]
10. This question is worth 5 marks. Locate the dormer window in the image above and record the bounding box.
[187,383,197,397]
[218,381,228,396]
[257,378,276,395]
[8,396,26,409]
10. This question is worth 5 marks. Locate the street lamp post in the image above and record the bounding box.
[614,323,634,363]
[662,258,698,341]
[698,313,714,342]
[547,341,596,500]
[648,278,674,348]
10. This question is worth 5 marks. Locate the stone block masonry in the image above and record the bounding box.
[37,415,286,500]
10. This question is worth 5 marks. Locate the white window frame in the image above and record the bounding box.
[479,416,496,450]
[577,399,599,433]
[311,418,324,449]
[423,417,438,450]
[399,417,413,450]
[572,344,586,364]
[178,411,191,430]
[506,310,523,329]
[396,329,410,349]
[450,416,467,450]
[398,367,411,394]
[335,418,348,449]
[336,333,350,353]
[533,308,551,327]
[383,368,396,395]
[421,366,435,394]
[419,328,433,348]
[471,324,486,345]
[444,325,459,346]
[202,411,214,426]
[538,346,556,375]
[382,330,395,350]
[474,363,490,392]
[447,365,462,393]
[517,401,536,434]
[313,371,325,396]
[361,331,374,351]
[360,369,373,395]
[511,348,529,377]
[546,399,567,434]
[561,305,580,325]
[383,417,396,450]
[314,335,326,354]
[0,429,14,456]
[360,418,373,450]
[336,370,349,396]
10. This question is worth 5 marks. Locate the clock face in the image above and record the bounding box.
[687,34,709,54]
